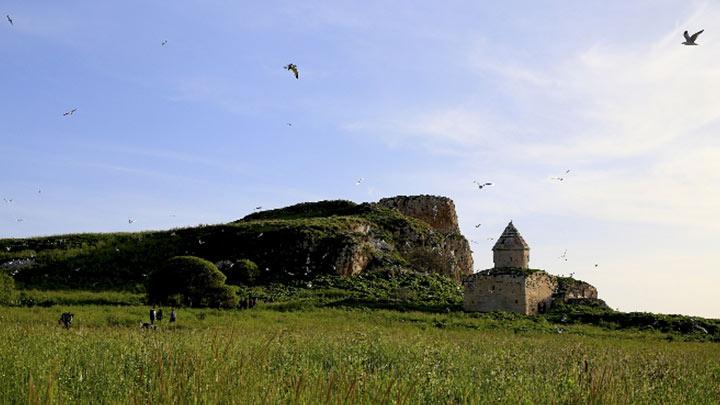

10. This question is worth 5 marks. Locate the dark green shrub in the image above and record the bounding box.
[147,256,237,308]
[0,273,16,305]
[221,259,260,286]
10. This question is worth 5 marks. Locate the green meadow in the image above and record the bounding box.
[1,304,718,404]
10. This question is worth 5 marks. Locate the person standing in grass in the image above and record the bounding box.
[149,305,156,324]
[157,308,163,322]
[170,308,176,323]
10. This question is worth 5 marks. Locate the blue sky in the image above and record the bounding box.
[2,1,719,317]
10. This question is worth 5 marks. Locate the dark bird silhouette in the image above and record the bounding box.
[63,108,77,117]
[161,40,168,46]
[284,63,299,79]
[254,206,262,211]
[474,223,482,228]
[128,218,135,224]
[473,180,493,189]
[683,29,704,45]
[6,15,13,26]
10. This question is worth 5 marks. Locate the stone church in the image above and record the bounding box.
[463,221,600,315]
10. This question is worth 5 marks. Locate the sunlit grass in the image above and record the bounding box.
[1,306,718,403]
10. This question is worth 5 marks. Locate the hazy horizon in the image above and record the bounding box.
[2,1,718,317]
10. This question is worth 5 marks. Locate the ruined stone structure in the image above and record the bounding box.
[464,268,556,315]
[492,222,529,269]
[463,221,600,315]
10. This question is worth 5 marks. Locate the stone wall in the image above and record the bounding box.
[463,269,597,315]
[554,279,598,301]
[493,249,529,269]
[377,195,460,234]
[524,272,557,315]
[463,272,526,313]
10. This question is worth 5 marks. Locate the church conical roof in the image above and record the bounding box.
[492,221,529,250]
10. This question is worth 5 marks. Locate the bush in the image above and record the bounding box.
[0,273,16,305]
[147,256,238,308]
[221,259,260,286]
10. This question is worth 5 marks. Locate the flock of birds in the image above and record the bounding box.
[2,13,706,277]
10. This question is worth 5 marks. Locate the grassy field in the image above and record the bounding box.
[1,305,718,404]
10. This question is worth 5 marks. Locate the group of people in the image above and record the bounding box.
[149,305,176,325]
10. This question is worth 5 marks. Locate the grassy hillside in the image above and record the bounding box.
[0,200,455,291]
[1,306,718,403]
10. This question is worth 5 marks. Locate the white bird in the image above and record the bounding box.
[128,218,135,224]
[473,180,493,189]
[198,239,205,245]
[63,108,77,117]
[6,15,13,26]
[3,198,12,203]
[559,250,568,262]
[551,169,571,182]
[682,29,704,45]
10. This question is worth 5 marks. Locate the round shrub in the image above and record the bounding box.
[147,256,238,308]
[220,259,260,286]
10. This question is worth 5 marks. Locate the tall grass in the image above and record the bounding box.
[0,306,718,403]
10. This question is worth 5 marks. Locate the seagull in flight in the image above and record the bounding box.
[559,250,568,262]
[2,198,12,203]
[254,206,262,211]
[551,169,571,182]
[682,29,704,45]
[474,223,482,228]
[355,178,364,186]
[161,40,168,46]
[473,181,493,189]
[16,218,23,223]
[284,63,299,79]
[63,108,77,117]
[128,218,135,224]
[6,15,13,26]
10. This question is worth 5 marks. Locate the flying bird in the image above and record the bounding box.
[559,250,568,262]
[551,169,571,182]
[2,198,12,203]
[6,15,12,26]
[16,218,23,223]
[682,29,704,45]
[254,206,262,211]
[473,181,493,189]
[128,218,135,224]
[474,223,482,228]
[284,63,299,79]
[355,178,364,186]
[63,108,77,117]
[286,123,292,126]
[161,40,168,46]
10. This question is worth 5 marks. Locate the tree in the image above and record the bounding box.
[147,256,239,308]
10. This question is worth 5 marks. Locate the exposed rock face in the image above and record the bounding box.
[377,195,460,234]
[376,195,473,281]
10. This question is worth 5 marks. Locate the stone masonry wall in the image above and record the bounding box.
[524,272,557,315]
[463,273,526,313]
